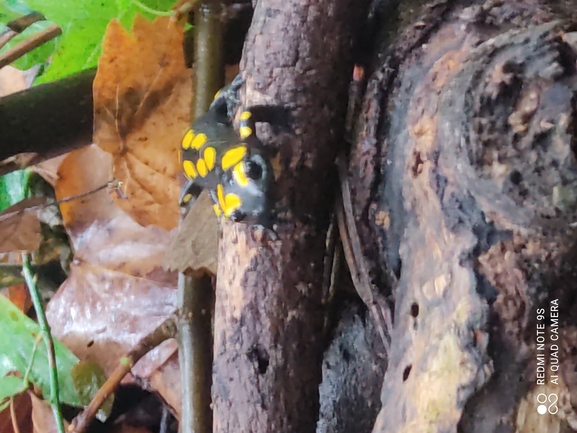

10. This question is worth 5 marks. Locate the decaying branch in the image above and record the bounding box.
[211,0,371,431]
[347,1,577,432]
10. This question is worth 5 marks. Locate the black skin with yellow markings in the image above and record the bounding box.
[179,76,275,228]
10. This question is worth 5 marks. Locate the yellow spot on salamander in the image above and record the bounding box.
[203,147,216,171]
[191,133,208,150]
[223,193,241,218]
[182,193,193,204]
[240,111,252,121]
[239,126,252,139]
[182,129,194,150]
[213,203,222,216]
[221,146,247,171]
[197,159,208,177]
[213,89,222,100]
[183,160,197,179]
[216,184,242,218]
[233,162,249,187]
[217,184,225,210]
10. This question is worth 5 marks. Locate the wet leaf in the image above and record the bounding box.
[49,145,178,376]
[93,16,191,230]
[70,361,111,421]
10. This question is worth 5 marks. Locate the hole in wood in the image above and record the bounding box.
[410,302,419,318]
[403,365,412,382]
[247,344,270,375]
[509,170,522,185]
[342,347,351,362]
[411,151,424,177]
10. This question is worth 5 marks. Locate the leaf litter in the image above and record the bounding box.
[46,15,192,398]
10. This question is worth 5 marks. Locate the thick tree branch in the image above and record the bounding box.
[0,69,95,166]
[211,0,371,432]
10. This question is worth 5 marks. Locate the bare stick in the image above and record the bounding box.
[10,397,22,433]
[0,30,17,51]
[70,317,177,433]
[0,24,61,69]
[0,179,118,224]
[0,12,46,50]
[6,12,46,33]
[335,154,391,353]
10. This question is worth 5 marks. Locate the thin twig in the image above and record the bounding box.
[10,397,21,433]
[159,405,170,433]
[0,12,46,50]
[21,253,65,433]
[132,0,173,16]
[57,181,114,204]
[0,30,17,51]
[178,272,214,433]
[335,154,391,353]
[0,179,117,224]
[23,333,44,385]
[321,211,339,337]
[175,4,223,433]
[172,0,199,22]
[70,316,177,433]
[0,24,62,69]
[6,12,46,33]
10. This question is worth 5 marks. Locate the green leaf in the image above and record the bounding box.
[71,362,112,421]
[0,294,98,407]
[24,0,177,84]
[115,0,132,17]
[0,376,28,411]
[4,0,34,16]
[0,170,31,211]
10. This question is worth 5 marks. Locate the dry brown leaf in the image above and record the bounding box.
[163,190,218,275]
[0,197,47,253]
[7,284,32,313]
[47,145,178,376]
[93,16,192,231]
[33,155,67,188]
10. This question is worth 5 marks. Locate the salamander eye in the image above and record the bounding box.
[231,210,246,222]
[245,161,263,180]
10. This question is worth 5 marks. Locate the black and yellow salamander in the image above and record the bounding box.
[179,76,275,228]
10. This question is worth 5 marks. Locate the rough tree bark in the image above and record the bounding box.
[346,0,577,432]
[211,0,370,432]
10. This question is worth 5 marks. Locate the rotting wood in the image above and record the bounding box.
[346,0,577,432]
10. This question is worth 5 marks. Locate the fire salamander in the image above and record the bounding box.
[179,76,274,228]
